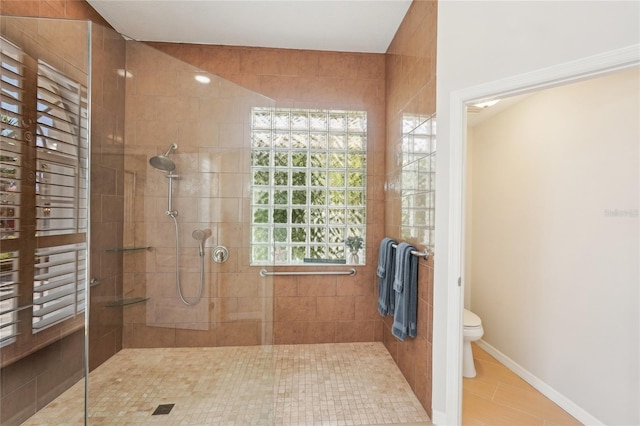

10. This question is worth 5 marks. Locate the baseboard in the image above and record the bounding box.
[475,339,604,426]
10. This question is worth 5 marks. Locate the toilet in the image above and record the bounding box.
[463,309,484,378]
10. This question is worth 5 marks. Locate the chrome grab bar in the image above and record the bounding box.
[260,268,356,277]
[390,244,430,259]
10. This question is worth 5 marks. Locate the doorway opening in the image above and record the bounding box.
[463,67,638,424]
[443,46,640,426]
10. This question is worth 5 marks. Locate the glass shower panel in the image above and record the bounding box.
[122,40,275,347]
[113,39,278,423]
[0,15,90,425]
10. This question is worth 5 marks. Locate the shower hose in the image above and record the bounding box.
[169,214,204,306]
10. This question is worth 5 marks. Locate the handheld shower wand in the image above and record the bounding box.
[192,229,211,257]
[177,228,211,306]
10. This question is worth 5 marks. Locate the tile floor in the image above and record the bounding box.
[25,342,431,425]
[462,343,582,426]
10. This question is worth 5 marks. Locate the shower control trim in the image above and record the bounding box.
[212,246,229,263]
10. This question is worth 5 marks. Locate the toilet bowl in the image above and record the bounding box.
[463,309,484,378]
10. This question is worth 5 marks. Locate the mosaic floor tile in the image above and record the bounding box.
[25,343,431,425]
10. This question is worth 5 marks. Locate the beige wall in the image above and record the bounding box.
[467,68,639,425]
[384,0,437,416]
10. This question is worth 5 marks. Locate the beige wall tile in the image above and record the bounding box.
[297,276,337,297]
[316,296,355,321]
[301,321,336,344]
[216,322,261,346]
[274,297,317,322]
[335,320,376,343]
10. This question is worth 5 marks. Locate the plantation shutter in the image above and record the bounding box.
[0,37,26,346]
[0,36,88,340]
[32,243,86,331]
[0,251,19,347]
[31,60,88,332]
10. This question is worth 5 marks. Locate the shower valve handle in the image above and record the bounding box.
[212,246,229,263]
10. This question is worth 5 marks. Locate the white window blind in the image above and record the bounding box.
[0,251,19,347]
[36,61,88,237]
[1,37,25,347]
[30,60,88,333]
[1,36,88,339]
[32,243,86,331]
[1,37,24,240]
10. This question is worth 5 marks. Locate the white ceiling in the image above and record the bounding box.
[87,0,413,53]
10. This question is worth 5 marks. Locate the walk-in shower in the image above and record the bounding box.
[149,144,207,306]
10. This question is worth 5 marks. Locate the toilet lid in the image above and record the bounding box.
[464,309,482,327]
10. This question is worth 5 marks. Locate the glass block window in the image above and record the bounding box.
[251,108,367,265]
[400,113,436,250]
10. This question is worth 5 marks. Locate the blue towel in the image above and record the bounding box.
[392,243,411,292]
[377,237,393,278]
[377,238,396,316]
[392,243,418,341]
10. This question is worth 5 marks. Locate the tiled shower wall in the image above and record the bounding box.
[146,42,387,345]
[383,0,438,417]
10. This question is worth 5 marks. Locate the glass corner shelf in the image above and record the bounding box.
[105,297,149,307]
[105,246,152,253]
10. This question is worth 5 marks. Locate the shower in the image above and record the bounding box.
[149,143,179,218]
[149,143,177,172]
[149,144,207,306]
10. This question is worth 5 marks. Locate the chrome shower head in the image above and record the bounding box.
[149,143,178,172]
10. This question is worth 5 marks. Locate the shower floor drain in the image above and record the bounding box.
[152,404,175,415]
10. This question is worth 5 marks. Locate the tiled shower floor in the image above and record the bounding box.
[25,342,431,425]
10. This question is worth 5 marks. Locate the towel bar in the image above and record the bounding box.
[260,268,356,277]
[391,244,430,259]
